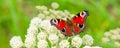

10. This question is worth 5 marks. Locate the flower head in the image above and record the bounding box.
[91,46,102,48]
[83,46,102,48]
[38,13,45,19]
[51,2,59,9]
[37,31,47,40]
[10,36,23,48]
[57,31,65,39]
[71,36,82,48]
[48,34,59,45]
[59,40,70,48]
[30,17,41,28]
[82,34,94,46]
[37,40,48,48]
[104,32,112,37]
[48,26,59,34]
[39,20,51,30]
[27,26,38,35]
[36,6,48,11]
[83,46,91,48]
[24,34,36,48]
[102,28,120,48]
[114,41,120,48]
[51,46,57,48]
[102,37,110,43]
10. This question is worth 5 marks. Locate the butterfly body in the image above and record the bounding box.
[50,10,89,36]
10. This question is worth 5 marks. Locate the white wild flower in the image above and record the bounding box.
[30,17,41,27]
[36,6,48,11]
[39,20,51,30]
[37,40,48,48]
[63,10,71,16]
[82,34,94,46]
[111,35,119,40]
[48,26,59,34]
[52,10,61,16]
[114,41,120,48]
[83,46,102,48]
[110,29,119,35]
[49,9,55,14]
[48,34,59,45]
[59,40,70,48]
[51,46,57,48]
[10,36,23,48]
[43,10,50,15]
[51,2,59,9]
[24,34,36,48]
[39,20,52,34]
[102,28,120,48]
[91,46,102,48]
[104,32,112,37]
[37,31,47,40]
[27,26,38,35]
[71,36,82,48]
[38,13,45,19]
[57,31,65,39]
[83,46,91,48]
[102,37,110,43]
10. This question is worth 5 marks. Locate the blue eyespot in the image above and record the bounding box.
[50,19,57,25]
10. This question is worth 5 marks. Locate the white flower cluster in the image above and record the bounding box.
[10,36,23,48]
[71,36,82,48]
[59,40,70,48]
[79,35,100,48]
[83,46,102,48]
[48,34,59,45]
[24,17,41,48]
[82,34,94,46]
[36,2,72,20]
[10,2,102,48]
[102,28,120,48]
[37,40,48,48]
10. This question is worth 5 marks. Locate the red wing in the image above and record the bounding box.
[72,10,88,24]
[72,14,85,34]
[50,19,72,36]
[73,24,84,34]
[56,19,72,36]
[55,19,66,30]
[72,10,88,34]
[50,10,88,35]
[72,15,85,24]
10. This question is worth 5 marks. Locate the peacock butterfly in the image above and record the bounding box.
[50,10,89,36]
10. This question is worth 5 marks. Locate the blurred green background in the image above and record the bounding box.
[0,0,120,48]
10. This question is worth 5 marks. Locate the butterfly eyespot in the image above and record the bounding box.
[61,28,66,32]
[82,12,84,15]
[50,19,58,25]
[77,24,83,28]
[50,10,88,36]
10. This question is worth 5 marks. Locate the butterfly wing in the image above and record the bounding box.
[72,10,88,34]
[50,19,72,36]
[50,10,88,35]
